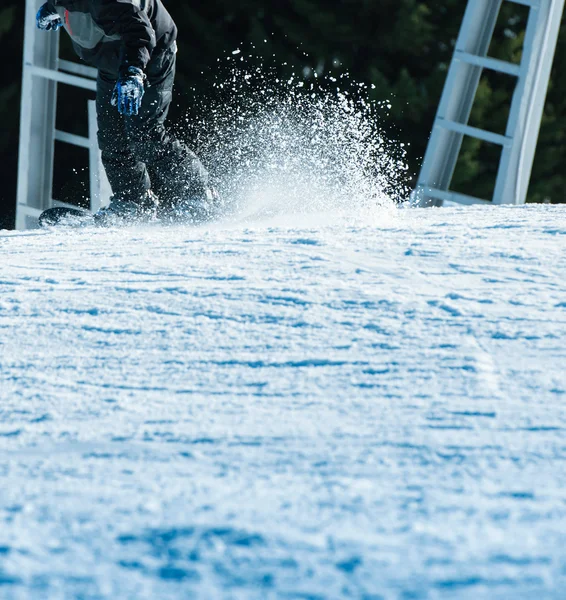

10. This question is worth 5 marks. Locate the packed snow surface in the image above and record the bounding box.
[1,204,566,599]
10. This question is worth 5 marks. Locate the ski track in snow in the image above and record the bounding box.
[1,204,566,599]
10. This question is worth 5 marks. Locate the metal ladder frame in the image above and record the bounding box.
[414,0,565,207]
[16,0,110,230]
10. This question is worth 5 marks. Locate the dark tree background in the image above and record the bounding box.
[1,1,564,229]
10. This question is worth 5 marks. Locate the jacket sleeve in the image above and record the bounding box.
[90,0,156,71]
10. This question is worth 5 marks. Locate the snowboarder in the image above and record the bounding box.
[36,0,215,223]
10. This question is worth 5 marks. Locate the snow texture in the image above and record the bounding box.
[1,204,566,599]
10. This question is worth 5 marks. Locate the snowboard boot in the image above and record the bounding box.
[157,186,223,224]
[94,190,159,226]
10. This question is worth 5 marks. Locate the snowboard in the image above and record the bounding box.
[39,190,225,228]
[38,206,175,228]
[39,206,95,228]
[38,205,205,228]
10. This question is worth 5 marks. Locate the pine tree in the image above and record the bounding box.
[530,17,566,204]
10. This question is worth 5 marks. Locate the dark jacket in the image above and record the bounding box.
[48,0,177,76]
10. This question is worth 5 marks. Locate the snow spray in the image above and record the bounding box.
[185,48,412,224]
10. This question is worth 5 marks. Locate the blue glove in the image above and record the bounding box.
[36,3,63,31]
[111,66,146,116]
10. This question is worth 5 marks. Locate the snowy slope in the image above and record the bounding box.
[1,204,566,599]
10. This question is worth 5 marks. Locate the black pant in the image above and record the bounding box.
[96,47,208,208]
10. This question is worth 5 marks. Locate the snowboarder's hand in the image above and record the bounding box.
[111,67,146,117]
[36,3,63,31]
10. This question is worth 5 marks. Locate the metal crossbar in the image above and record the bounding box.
[414,0,564,206]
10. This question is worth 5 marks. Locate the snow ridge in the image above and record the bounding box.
[1,204,566,598]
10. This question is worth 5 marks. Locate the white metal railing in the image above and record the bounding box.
[414,0,565,206]
[16,0,109,229]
